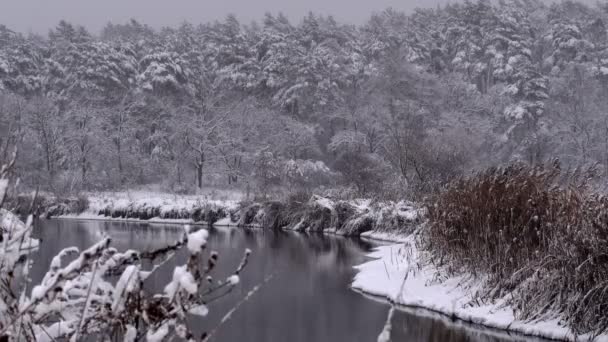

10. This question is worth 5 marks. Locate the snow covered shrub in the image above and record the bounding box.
[275,193,422,235]
[0,216,252,340]
[235,201,262,226]
[283,159,336,192]
[332,201,357,229]
[0,173,254,340]
[294,195,341,232]
[41,193,90,217]
[242,201,286,230]
[279,195,337,232]
[74,193,89,213]
[426,162,608,337]
[277,191,310,228]
[340,212,374,235]
[367,201,422,235]
[319,186,359,201]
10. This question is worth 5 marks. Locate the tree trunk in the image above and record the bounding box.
[177,162,182,185]
[196,151,204,189]
[117,140,123,185]
[197,162,203,189]
[81,157,87,187]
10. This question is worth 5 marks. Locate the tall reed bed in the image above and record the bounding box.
[426,163,608,337]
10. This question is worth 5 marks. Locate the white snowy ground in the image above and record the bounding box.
[352,236,608,342]
[86,191,241,213]
[59,212,200,224]
[359,230,411,243]
[60,191,241,224]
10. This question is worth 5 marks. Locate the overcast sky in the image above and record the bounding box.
[0,0,456,34]
[0,0,596,35]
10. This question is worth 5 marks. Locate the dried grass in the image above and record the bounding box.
[426,162,608,337]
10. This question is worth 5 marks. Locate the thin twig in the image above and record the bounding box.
[203,273,275,342]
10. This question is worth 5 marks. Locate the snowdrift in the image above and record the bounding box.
[352,237,608,342]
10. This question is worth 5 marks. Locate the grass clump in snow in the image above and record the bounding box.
[426,162,608,338]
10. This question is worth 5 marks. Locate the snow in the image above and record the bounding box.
[214,216,236,227]
[112,265,140,314]
[188,304,209,316]
[313,196,336,211]
[146,323,169,342]
[504,104,526,120]
[1,208,26,233]
[60,191,241,224]
[124,325,137,342]
[89,191,241,212]
[60,212,198,225]
[227,275,240,285]
[35,320,77,342]
[352,237,608,342]
[187,229,209,253]
[50,247,79,271]
[0,179,8,200]
[164,265,197,298]
[175,324,187,338]
[360,230,410,243]
[3,200,227,340]
[30,285,48,302]
[57,192,422,238]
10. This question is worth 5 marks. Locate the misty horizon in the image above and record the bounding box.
[0,0,595,34]
[1,0,449,34]
[2,0,597,35]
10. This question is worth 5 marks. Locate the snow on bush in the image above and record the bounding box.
[280,195,423,235]
[186,227,209,253]
[0,175,253,341]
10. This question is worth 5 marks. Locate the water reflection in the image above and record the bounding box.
[31,219,545,342]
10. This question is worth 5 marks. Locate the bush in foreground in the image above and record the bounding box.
[426,163,608,338]
[0,161,254,341]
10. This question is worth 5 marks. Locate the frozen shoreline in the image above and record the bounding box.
[56,213,260,229]
[58,212,200,225]
[55,209,606,341]
[354,289,552,342]
[52,191,423,235]
[53,192,608,341]
[351,236,608,342]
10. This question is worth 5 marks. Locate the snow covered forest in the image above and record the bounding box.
[2,0,608,340]
[2,0,608,197]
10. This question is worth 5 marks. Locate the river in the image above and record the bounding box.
[31,219,545,342]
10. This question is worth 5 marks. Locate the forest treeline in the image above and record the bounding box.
[1,0,608,197]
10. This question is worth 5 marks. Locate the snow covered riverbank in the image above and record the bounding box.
[84,191,240,224]
[53,192,424,237]
[352,236,608,342]
[47,191,607,341]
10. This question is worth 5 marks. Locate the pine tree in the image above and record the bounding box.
[137,51,193,99]
[0,26,44,96]
[203,15,259,93]
[547,3,594,69]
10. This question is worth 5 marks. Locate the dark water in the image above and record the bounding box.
[32,219,542,342]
